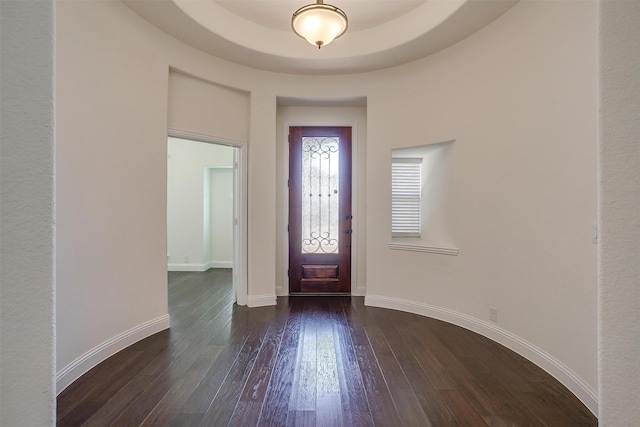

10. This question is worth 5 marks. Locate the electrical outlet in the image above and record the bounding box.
[489,307,498,323]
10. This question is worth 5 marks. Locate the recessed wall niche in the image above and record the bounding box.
[390,140,457,255]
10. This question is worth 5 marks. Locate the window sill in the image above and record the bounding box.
[388,242,459,256]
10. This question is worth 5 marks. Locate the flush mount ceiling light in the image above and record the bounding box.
[291,0,348,49]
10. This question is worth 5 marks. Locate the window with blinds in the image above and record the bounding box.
[391,158,422,237]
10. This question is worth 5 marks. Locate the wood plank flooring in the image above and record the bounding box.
[57,269,597,426]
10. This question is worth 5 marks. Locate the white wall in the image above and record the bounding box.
[168,71,249,142]
[167,137,234,271]
[598,1,640,425]
[210,168,234,268]
[55,0,601,414]
[364,0,598,411]
[0,1,56,424]
[56,0,171,391]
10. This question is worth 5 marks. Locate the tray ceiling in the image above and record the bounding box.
[124,0,518,74]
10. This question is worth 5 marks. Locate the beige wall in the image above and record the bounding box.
[55,0,599,414]
[598,1,640,424]
[0,1,56,424]
[364,0,598,409]
[56,0,171,391]
[168,71,249,142]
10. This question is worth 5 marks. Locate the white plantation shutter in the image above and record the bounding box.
[392,158,422,237]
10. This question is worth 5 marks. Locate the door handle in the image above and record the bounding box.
[345,214,353,220]
[344,229,352,234]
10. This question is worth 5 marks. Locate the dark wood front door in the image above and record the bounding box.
[289,126,352,294]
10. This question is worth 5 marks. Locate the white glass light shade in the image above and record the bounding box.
[292,1,348,48]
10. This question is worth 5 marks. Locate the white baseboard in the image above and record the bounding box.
[352,286,367,297]
[209,260,232,269]
[168,263,205,272]
[364,295,598,416]
[248,294,277,307]
[56,314,170,394]
[168,261,232,272]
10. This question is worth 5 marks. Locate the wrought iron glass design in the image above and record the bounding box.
[301,136,340,254]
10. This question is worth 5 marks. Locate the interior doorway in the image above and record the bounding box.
[167,134,246,304]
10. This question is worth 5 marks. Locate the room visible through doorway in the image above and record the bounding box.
[166,136,242,302]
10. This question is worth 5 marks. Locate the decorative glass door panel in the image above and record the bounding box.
[289,127,352,294]
[301,136,340,254]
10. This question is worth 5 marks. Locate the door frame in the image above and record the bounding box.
[280,121,359,296]
[167,129,248,306]
[288,126,352,294]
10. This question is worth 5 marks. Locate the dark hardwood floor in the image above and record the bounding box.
[57,269,597,426]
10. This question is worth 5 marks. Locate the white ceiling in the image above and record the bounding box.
[214,1,426,32]
[124,0,518,74]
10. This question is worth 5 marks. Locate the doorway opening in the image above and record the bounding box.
[288,126,353,294]
[167,134,247,305]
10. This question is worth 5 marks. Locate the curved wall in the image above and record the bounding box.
[363,0,598,410]
[55,0,172,390]
[56,0,597,413]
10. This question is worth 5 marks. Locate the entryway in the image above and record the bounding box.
[288,126,352,294]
